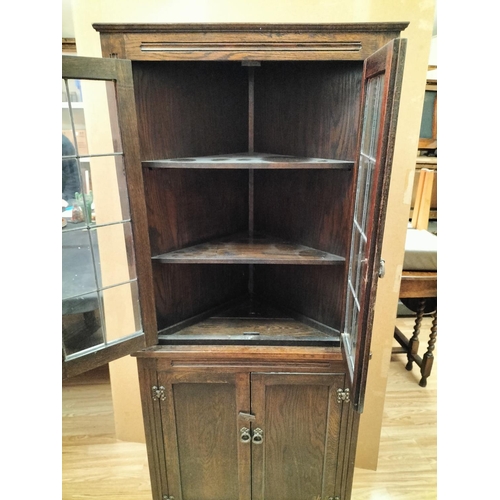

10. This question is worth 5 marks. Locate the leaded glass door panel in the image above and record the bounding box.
[62,56,156,378]
[342,39,406,411]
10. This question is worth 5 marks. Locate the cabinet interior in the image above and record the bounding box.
[134,60,364,346]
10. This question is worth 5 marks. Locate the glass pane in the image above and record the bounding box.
[62,229,98,300]
[420,90,437,139]
[62,79,88,158]
[344,289,352,349]
[90,222,137,289]
[354,158,368,226]
[79,79,123,157]
[62,292,104,357]
[360,76,384,159]
[353,232,366,298]
[360,81,375,154]
[350,300,359,351]
[349,226,361,292]
[361,160,373,231]
[62,140,82,207]
[62,157,130,227]
[101,281,142,343]
[86,155,131,225]
[62,78,122,158]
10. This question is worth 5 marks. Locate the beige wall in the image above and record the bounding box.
[72,0,435,469]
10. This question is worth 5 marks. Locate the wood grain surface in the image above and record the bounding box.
[152,231,345,265]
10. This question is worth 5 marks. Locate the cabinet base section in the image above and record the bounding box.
[135,353,358,500]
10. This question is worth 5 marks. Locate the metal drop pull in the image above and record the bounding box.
[252,428,264,444]
[240,427,251,443]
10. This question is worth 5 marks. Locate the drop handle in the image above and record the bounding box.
[252,428,264,444]
[240,427,251,443]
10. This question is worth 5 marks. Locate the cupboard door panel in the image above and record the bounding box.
[158,371,251,500]
[251,373,345,500]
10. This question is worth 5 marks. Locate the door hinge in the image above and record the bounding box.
[337,388,350,403]
[152,385,166,401]
[163,496,174,500]
[379,259,386,278]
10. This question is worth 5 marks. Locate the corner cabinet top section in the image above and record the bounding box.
[93,22,409,61]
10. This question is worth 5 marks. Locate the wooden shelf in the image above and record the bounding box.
[143,152,354,170]
[152,232,345,265]
[158,298,340,346]
[159,318,338,346]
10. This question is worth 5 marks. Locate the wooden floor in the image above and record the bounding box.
[62,316,436,500]
[352,316,437,500]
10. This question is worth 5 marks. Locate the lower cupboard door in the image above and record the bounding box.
[251,372,345,500]
[158,371,251,500]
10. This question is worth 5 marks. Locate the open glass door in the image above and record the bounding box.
[62,56,156,378]
[342,39,406,412]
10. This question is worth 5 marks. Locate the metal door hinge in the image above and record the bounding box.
[152,385,166,401]
[337,388,350,403]
[163,496,174,500]
[379,259,386,278]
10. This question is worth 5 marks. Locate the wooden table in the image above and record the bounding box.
[394,271,437,387]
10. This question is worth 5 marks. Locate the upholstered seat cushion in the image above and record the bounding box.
[403,229,437,271]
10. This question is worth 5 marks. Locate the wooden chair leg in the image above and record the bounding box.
[419,311,437,387]
[406,298,426,371]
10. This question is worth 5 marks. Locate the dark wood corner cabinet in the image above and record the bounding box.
[62,23,407,500]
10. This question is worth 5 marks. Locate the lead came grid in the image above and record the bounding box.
[62,77,143,359]
[345,74,384,361]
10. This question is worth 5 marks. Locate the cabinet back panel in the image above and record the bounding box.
[153,263,248,331]
[132,61,248,160]
[254,169,353,256]
[254,61,363,160]
[254,265,345,331]
[143,168,249,255]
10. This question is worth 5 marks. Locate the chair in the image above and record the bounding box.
[393,168,437,387]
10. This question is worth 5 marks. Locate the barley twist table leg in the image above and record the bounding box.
[406,298,425,371]
[419,311,437,387]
